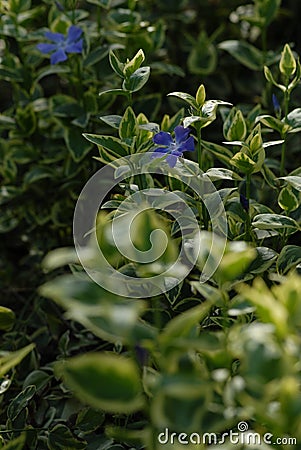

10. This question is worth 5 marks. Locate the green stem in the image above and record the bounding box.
[261,26,267,60]
[280,90,290,176]
[195,124,209,229]
[196,123,202,171]
[245,173,251,241]
[280,139,286,177]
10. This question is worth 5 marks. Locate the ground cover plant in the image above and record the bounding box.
[1,0,301,449]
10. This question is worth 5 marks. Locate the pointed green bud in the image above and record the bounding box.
[196,84,206,106]
[280,44,297,79]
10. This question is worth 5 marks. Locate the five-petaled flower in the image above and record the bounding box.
[37,25,83,65]
[152,125,195,168]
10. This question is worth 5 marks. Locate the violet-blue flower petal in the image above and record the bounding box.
[65,39,83,53]
[153,131,173,146]
[166,154,178,168]
[67,25,83,42]
[36,43,58,54]
[44,30,65,43]
[50,48,67,64]
[174,125,190,143]
[184,135,195,151]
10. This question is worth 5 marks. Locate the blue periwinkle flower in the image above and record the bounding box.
[152,125,195,168]
[37,25,83,64]
[240,193,249,212]
[272,93,281,117]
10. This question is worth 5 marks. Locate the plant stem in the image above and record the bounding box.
[280,138,286,177]
[280,89,290,176]
[261,26,267,60]
[245,173,251,241]
[196,123,202,171]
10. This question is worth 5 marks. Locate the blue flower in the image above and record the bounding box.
[152,125,195,168]
[37,25,83,65]
[272,94,281,117]
[240,193,249,212]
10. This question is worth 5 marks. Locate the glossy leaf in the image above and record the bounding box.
[8,385,36,421]
[167,91,198,109]
[64,128,93,162]
[223,108,247,141]
[218,40,263,70]
[0,306,15,331]
[56,353,144,413]
[278,186,299,212]
[0,434,26,450]
[47,424,87,450]
[0,343,35,377]
[277,245,301,274]
[123,66,150,92]
[252,213,299,231]
[159,300,212,346]
[279,175,301,191]
[124,49,145,77]
[119,106,138,139]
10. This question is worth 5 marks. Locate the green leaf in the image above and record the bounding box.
[47,424,87,450]
[279,175,301,191]
[83,134,130,162]
[86,0,111,6]
[217,248,256,284]
[279,43,296,78]
[23,370,51,392]
[223,108,247,141]
[252,213,299,231]
[64,128,93,162]
[124,49,145,77]
[99,114,122,129]
[263,66,286,91]
[286,108,301,130]
[42,247,78,271]
[278,186,299,212]
[36,65,70,82]
[256,0,281,26]
[99,88,129,97]
[167,91,198,109]
[188,31,217,75]
[8,385,36,421]
[0,434,26,450]
[109,50,124,77]
[218,40,263,71]
[83,47,109,67]
[150,373,211,432]
[201,140,233,166]
[0,306,15,331]
[119,106,138,139]
[123,66,150,92]
[256,114,289,134]
[0,343,35,377]
[75,408,105,434]
[159,301,212,346]
[16,103,36,135]
[230,151,256,174]
[248,247,278,274]
[23,166,55,186]
[205,167,242,181]
[0,65,23,82]
[277,245,301,274]
[237,280,288,338]
[56,353,144,413]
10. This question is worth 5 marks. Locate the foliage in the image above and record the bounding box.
[1,0,301,449]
